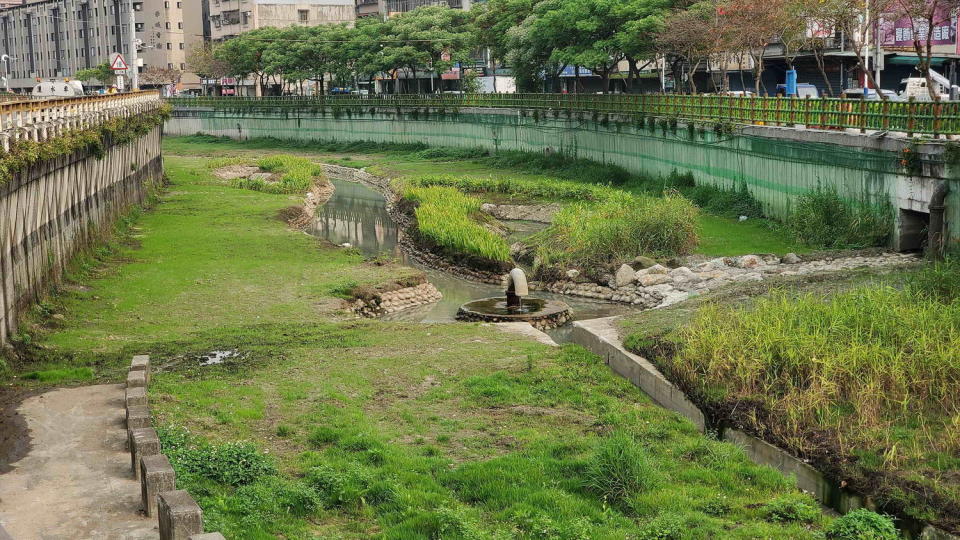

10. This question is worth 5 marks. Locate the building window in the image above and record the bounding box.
[298,9,308,22]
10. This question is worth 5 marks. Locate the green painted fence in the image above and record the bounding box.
[168,94,960,136]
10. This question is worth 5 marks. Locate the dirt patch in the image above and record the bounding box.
[213,164,259,180]
[0,387,33,473]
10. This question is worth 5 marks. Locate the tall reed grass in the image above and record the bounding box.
[405,174,614,202]
[401,185,512,265]
[788,186,893,248]
[533,192,700,268]
[643,261,960,524]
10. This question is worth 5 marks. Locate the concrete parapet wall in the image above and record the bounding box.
[0,126,164,346]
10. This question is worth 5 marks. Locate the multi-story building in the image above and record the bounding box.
[0,0,207,93]
[208,0,354,41]
[354,0,470,19]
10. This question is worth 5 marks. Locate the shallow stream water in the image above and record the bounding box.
[307,178,634,340]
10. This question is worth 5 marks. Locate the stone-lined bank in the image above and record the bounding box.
[351,282,443,318]
[546,252,920,309]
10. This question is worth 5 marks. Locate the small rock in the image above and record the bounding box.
[340,242,352,248]
[614,264,636,288]
[51,313,65,321]
[565,269,580,279]
[632,255,657,269]
[736,255,762,269]
[739,215,748,222]
[638,273,672,287]
[781,253,801,264]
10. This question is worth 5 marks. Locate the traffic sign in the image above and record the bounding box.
[116,75,125,91]
[110,52,128,71]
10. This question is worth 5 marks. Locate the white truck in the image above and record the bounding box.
[900,68,958,101]
[31,80,85,98]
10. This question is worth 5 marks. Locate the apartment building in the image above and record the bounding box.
[208,0,354,41]
[354,0,471,19]
[0,0,206,92]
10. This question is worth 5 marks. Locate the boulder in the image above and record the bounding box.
[565,269,580,279]
[637,264,669,277]
[781,253,802,264]
[632,255,657,269]
[669,266,700,283]
[638,273,672,287]
[614,264,636,288]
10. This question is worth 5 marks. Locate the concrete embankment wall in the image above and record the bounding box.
[168,107,959,250]
[0,126,164,345]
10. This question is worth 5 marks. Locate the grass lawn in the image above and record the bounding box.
[9,147,841,538]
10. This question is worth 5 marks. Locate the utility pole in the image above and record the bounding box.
[128,0,140,90]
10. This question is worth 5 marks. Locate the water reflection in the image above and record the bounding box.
[309,178,634,336]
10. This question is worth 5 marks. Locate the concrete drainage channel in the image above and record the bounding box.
[569,316,958,540]
[125,355,224,540]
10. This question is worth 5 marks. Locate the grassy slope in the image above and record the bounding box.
[16,148,832,538]
[164,136,807,257]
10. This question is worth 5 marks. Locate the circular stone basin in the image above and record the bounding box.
[456,297,573,330]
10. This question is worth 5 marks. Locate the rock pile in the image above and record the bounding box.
[353,282,443,317]
[548,252,918,309]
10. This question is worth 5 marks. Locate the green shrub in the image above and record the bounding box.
[234,476,321,518]
[158,427,276,486]
[788,186,892,248]
[825,509,899,540]
[584,432,662,506]
[534,191,699,268]
[762,494,821,523]
[401,184,512,266]
[308,426,340,446]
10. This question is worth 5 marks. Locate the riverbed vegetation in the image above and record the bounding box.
[1,150,858,538]
[164,135,889,256]
[532,192,700,269]
[232,154,327,194]
[624,258,960,531]
[399,184,513,267]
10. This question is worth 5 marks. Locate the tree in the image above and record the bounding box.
[616,0,674,91]
[887,0,960,101]
[472,0,537,91]
[73,63,115,85]
[380,6,473,93]
[214,27,279,96]
[816,0,892,98]
[657,1,724,93]
[186,44,230,80]
[140,66,183,89]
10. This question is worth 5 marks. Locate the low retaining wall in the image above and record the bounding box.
[0,126,164,346]
[351,282,442,317]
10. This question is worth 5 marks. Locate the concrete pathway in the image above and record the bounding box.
[0,384,157,539]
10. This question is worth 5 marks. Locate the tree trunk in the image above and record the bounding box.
[813,47,834,97]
